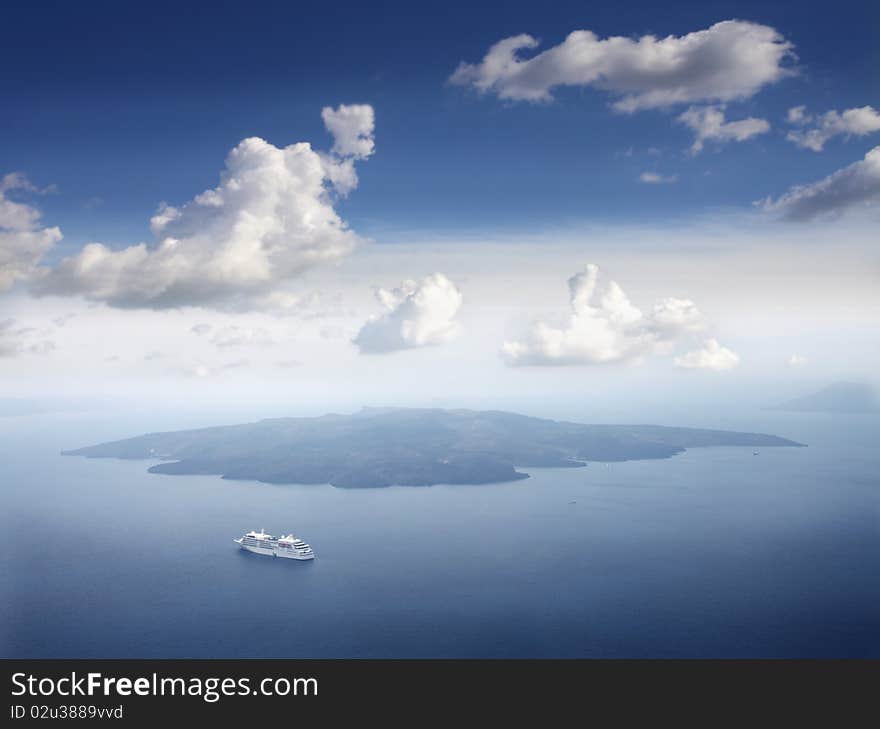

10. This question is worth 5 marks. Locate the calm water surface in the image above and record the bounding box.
[1,410,877,657]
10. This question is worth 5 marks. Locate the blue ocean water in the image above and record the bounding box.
[1,409,877,658]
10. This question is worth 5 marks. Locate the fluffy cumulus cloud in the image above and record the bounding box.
[501,264,707,366]
[35,105,375,310]
[450,20,794,111]
[759,145,880,220]
[678,106,770,152]
[0,173,62,292]
[321,104,375,159]
[674,339,740,371]
[786,105,880,151]
[353,273,462,354]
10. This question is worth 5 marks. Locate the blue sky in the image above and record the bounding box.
[1,1,878,406]
[3,0,878,251]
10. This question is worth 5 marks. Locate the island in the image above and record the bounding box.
[63,407,806,488]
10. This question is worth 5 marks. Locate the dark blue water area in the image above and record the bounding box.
[1,409,877,658]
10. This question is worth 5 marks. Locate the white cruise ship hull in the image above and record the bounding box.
[234,537,315,560]
[235,540,275,556]
[274,550,314,561]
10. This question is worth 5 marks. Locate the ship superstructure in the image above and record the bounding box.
[234,529,314,560]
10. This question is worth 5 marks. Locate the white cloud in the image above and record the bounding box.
[186,364,213,379]
[208,325,274,348]
[177,359,249,378]
[786,105,808,125]
[674,338,739,370]
[28,340,56,355]
[639,171,678,184]
[316,104,375,197]
[0,173,62,292]
[0,319,21,357]
[788,353,807,367]
[190,321,274,348]
[315,155,360,197]
[0,318,55,357]
[52,312,77,327]
[321,104,375,160]
[501,264,706,366]
[35,105,374,310]
[786,105,880,151]
[450,20,793,111]
[759,146,880,220]
[678,106,770,152]
[254,289,346,319]
[353,273,462,354]
[319,324,345,340]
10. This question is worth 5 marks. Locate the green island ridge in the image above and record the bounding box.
[64,407,806,488]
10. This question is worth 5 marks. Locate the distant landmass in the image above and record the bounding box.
[64,407,805,488]
[771,382,880,413]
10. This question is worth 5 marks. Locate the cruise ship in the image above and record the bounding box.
[234,529,315,560]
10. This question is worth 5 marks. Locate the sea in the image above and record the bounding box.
[1,407,878,658]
